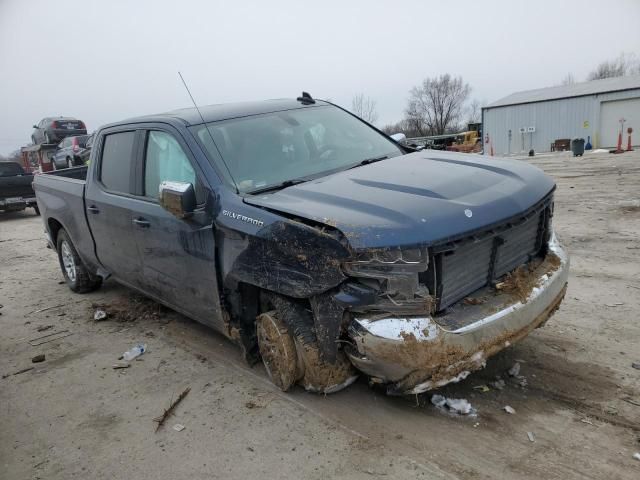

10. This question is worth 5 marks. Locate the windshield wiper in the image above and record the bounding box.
[347,155,389,170]
[247,178,308,195]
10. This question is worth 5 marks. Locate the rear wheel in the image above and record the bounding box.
[56,229,102,293]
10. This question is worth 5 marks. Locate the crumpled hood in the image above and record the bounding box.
[244,150,555,249]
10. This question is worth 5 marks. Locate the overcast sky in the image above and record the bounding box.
[1,0,639,155]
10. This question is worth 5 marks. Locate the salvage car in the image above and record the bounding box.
[33,95,569,395]
[0,161,38,214]
[31,117,87,145]
[52,135,90,169]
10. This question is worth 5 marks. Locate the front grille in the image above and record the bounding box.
[422,195,553,311]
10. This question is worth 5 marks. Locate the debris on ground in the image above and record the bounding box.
[28,330,73,346]
[504,405,516,414]
[622,397,640,407]
[36,325,53,332]
[172,424,185,432]
[473,384,490,393]
[463,297,486,305]
[122,343,146,361]
[112,363,130,369]
[93,309,107,321]
[245,401,259,409]
[491,378,506,390]
[633,452,640,461]
[527,432,535,442]
[31,354,45,363]
[91,294,166,323]
[580,418,594,425]
[605,302,624,307]
[2,366,34,379]
[508,362,521,377]
[431,394,475,415]
[154,387,191,432]
[632,362,640,370]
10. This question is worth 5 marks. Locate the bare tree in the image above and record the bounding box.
[560,73,576,85]
[405,74,470,136]
[351,94,379,125]
[466,99,483,125]
[587,52,639,80]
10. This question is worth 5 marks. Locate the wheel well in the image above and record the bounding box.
[47,218,64,245]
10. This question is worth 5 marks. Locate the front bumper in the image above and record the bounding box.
[345,234,569,394]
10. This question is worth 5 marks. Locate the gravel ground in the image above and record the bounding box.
[1,149,639,479]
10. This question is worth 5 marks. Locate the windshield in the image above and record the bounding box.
[191,105,403,193]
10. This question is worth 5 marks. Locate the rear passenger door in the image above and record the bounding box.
[128,126,223,330]
[85,128,143,287]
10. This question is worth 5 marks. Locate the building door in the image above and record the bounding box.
[600,98,640,148]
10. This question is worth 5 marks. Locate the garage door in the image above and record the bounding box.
[600,97,640,148]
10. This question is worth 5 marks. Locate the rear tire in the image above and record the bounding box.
[56,229,102,293]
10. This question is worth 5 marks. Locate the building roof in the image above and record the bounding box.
[485,75,640,109]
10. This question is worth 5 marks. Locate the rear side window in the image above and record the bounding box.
[100,131,136,193]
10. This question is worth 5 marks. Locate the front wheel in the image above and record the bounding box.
[56,229,102,293]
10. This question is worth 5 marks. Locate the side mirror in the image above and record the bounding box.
[159,181,196,219]
[390,133,406,143]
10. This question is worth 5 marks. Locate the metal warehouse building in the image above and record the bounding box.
[483,75,640,154]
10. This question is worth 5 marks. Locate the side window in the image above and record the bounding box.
[144,131,200,201]
[100,131,136,194]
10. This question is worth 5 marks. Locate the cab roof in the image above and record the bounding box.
[113,98,329,128]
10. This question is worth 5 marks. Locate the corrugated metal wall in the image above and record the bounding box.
[483,89,640,154]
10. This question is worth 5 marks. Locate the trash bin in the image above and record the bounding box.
[571,138,585,156]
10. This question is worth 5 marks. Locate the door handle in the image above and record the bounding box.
[87,205,99,214]
[132,217,150,228]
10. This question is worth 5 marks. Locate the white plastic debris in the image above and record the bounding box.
[504,405,516,414]
[508,362,521,377]
[122,343,146,361]
[633,452,640,461]
[492,378,506,390]
[173,423,185,432]
[94,309,107,321]
[527,431,535,442]
[431,394,475,415]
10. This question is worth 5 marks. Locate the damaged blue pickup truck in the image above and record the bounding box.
[33,94,569,395]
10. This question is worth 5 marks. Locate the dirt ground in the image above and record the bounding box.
[1,149,639,479]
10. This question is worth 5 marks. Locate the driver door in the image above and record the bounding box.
[128,127,224,331]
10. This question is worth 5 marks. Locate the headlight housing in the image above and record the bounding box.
[342,247,429,297]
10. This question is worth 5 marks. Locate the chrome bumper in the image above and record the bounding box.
[345,233,569,394]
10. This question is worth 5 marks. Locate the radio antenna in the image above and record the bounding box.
[178,71,238,192]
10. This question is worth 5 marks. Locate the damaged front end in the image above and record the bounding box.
[343,233,569,394]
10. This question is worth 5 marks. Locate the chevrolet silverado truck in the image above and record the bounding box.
[0,161,39,214]
[33,95,569,395]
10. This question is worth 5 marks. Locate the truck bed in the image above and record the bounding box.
[32,166,95,259]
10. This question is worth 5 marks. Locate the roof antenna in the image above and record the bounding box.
[178,71,238,192]
[297,91,315,105]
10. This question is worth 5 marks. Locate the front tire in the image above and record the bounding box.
[56,229,101,293]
